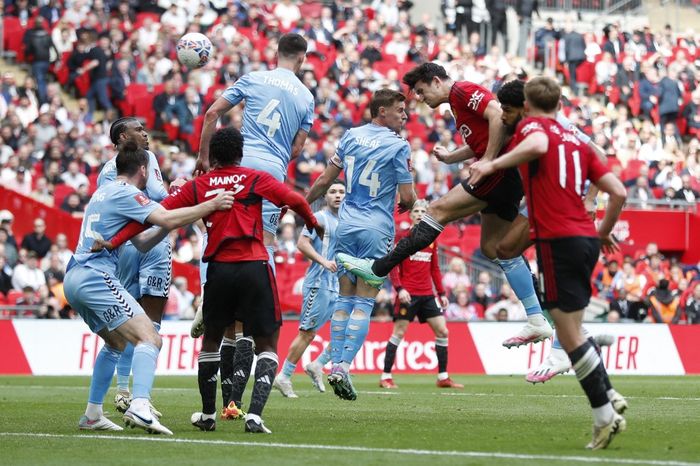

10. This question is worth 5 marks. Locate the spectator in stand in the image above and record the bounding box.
[648,279,681,323]
[516,0,539,58]
[60,160,89,191]
[639,67,660,119]
[560,20,586,95]
[627,175,655,207]
[153,79,180,131]
[60,192,85,218]
[2,164,32,196]
[595,259,621,300]
[442,257,471,298]
[170,148,195,179]
[171,277,195,320]
[30,177,54,207]
[612,261,648,320]
[109,59,133,107]
[445,289,479,321]
[683,282,700,324]
[674,174,700,203]
[485,285,526,321]
[0,251,12,296]
[602,24,623,61]
[44,252,66,283]
[277,223,297,258]
[173,88,203,136]
[684,90,700,136]
[294,140,325,189]
[471,282,491,309]
[136,56,164,89]
[79,32,113,119]
[658,66,684,130]
[23,17,58,105]
[274,0,302,30]
[534,17,559,70]
[161,3,188,36]
[595,52,618,88]
[20,218,52,259]
[12,251,46,292]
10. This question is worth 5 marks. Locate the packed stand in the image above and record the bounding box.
[1,1,700,320]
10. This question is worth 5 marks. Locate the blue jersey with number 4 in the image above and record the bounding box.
[333,123,413,238]
[222,68,315,175]
[69,181,159,275]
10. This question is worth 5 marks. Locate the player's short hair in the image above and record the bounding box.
[109,117,139,146]
[412,199,429,211]
[329,179,345,189]
[210,127,243,166]
[524,77,561,113]
[116,139,148,176]
[370,88,406,118]
[497,79,525,108]
[278,33,308,59]
[402,62,449,89]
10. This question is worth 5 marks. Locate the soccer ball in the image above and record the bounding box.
[176,32,213,70]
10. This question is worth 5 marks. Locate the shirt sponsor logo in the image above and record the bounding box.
[154,169,162,182]
[468,90,485,111]
[459,124,472,143]
[520,121,544,135]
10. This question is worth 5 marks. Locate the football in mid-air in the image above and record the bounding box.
[176,32,213,69]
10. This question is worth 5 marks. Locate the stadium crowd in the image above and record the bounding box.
[1,0,700,323]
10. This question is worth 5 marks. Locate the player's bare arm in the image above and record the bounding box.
[593,173,627,254]
[481,100,507,162]
[397,182,417,213]
[290,129,309,160]
[195,97,235,175]
[468,132,548,185]
[306,163,342,203]
[582,141,607,217]
[432,144,476,164]
[297,234,337,273]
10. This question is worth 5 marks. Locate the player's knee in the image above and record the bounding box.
[434,327,448,339]
[496,241,517,260]
[299,329,316,343]
[480,241,498,260]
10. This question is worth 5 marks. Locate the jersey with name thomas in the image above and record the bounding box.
[69,181,159,274]
[222,68,315,175]
[512,116,609,240]
[301,209,339,292]
[331,123,413,239]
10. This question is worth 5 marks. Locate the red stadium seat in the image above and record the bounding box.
[53,184,75,208]
[3,17,26,62]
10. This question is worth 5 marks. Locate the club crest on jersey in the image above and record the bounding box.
[134,193,151,206]
[468,90,485,111]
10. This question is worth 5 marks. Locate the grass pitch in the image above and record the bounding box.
[1,374,699,465]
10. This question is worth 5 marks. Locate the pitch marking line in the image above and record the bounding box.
[2,385,700,402]
[1,432,698,466]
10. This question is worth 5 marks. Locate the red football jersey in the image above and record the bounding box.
[512,116,610,240]
[389,229,445,296]
[448,81,494,159]
[110,166,316,263]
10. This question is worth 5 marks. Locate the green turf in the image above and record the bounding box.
[1,375,699,466]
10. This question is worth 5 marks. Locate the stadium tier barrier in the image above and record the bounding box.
[2,320,699,376]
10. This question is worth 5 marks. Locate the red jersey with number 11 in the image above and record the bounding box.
[512,116,610,240]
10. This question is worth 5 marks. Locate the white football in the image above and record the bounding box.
[176,32,213,69]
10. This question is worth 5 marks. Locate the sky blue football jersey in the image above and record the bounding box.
[222,67,315,175]
[69,181,159,274]
[333,123,413,238]
[301,209,339,292]
[97,150,168,202]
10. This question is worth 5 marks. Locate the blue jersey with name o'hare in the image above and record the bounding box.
[302,209,340,292]
[334,123,413,238]
[222,68,315,178]
[69,181,159,275]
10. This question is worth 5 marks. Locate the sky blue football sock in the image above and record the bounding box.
[340,297,374,363]
[496,257,543,316]
[131,342,159,400]
[552,333,563,350]
[315,346,332,366]
[88,345,121,405]
[116,343,133,391]
[330,295,353,364]
[281,359,296,379]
